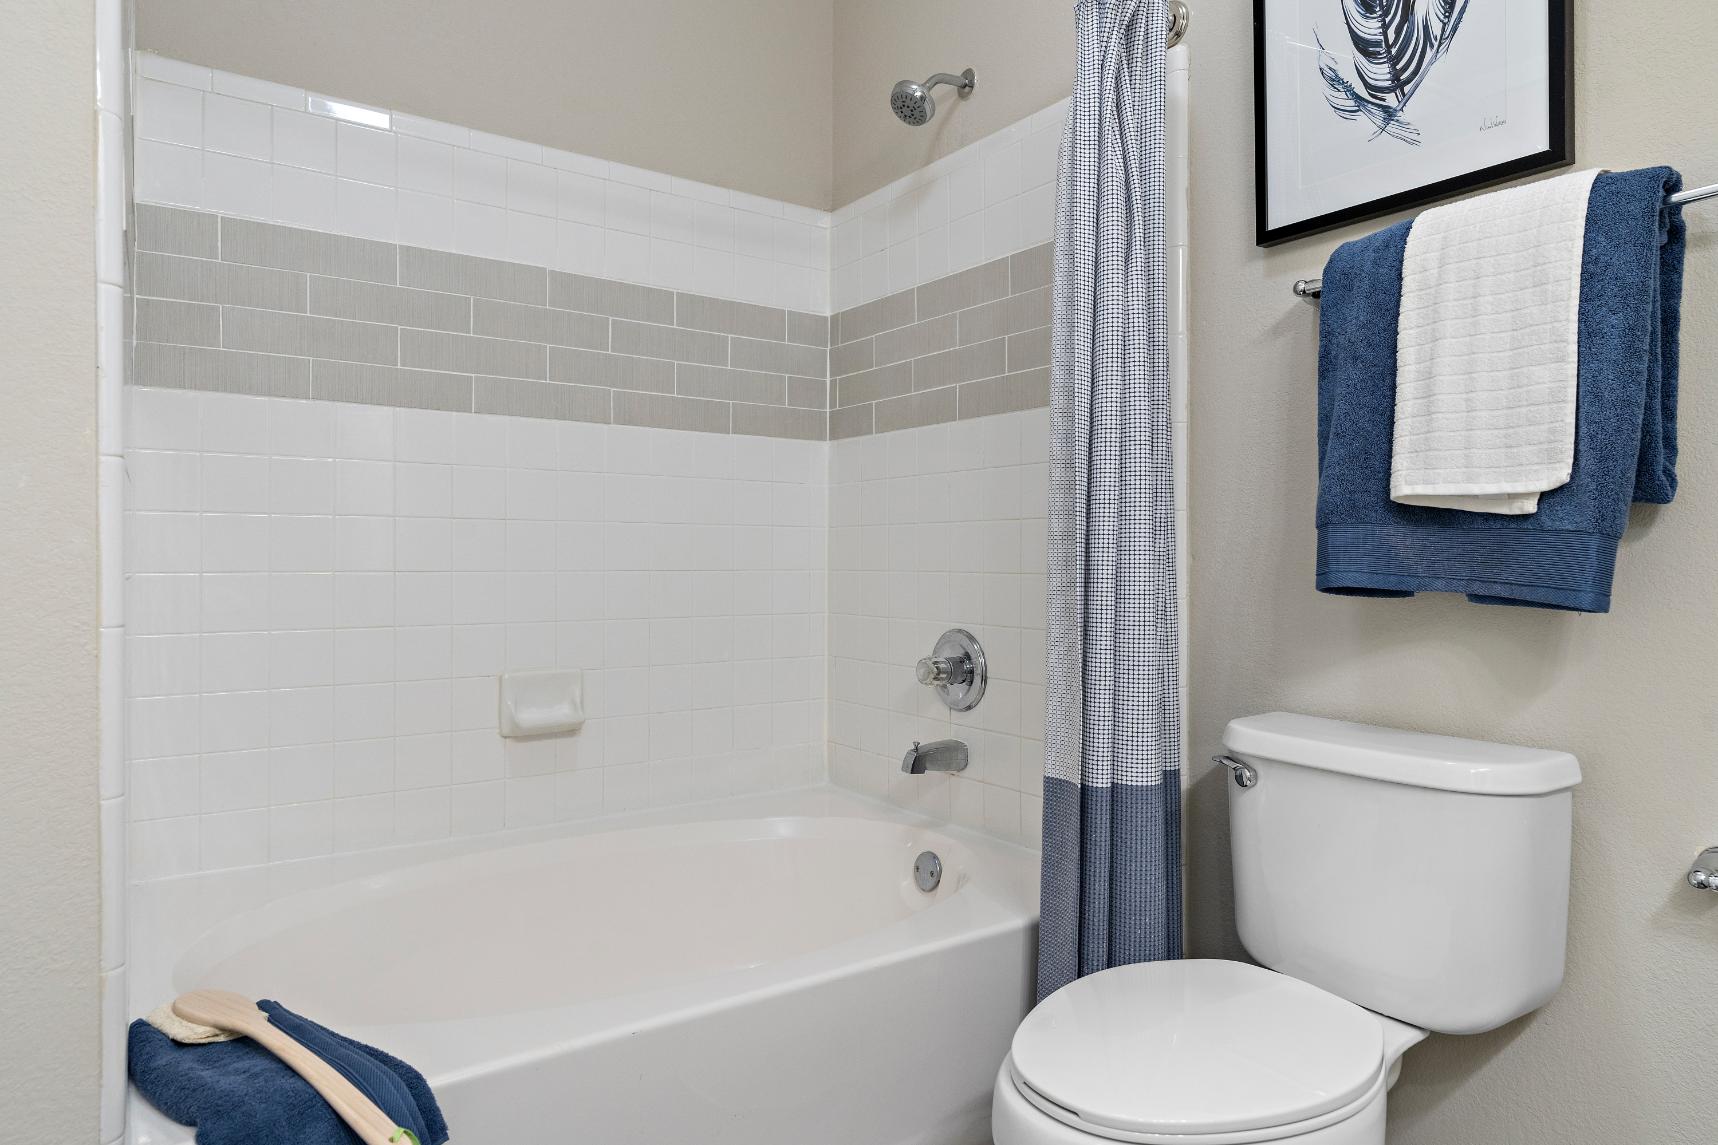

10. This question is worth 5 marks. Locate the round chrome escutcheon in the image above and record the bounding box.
[914,850,943,893]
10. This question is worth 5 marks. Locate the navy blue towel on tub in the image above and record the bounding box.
[1315,167,1687,613]
[128,999,449,1145]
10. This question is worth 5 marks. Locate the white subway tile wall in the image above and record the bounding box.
[125,388,828,880]
[122,57,1182,889]
[132,55,1072,320]
[133,54,832,313]
[830,100,1065,313]
[826,411,1050,846]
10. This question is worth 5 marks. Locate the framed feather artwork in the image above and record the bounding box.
[1253,0,1573,245]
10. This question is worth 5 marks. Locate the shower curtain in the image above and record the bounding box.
[1039,0,1181,1002]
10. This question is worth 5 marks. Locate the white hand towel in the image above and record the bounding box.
[1391,169,1602,515]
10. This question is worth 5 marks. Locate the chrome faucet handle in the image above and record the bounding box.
[1688,847,1718,891]
[915,655,968,686]
[914,629,987,712]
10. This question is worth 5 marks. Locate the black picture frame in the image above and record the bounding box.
[1253,0,1574,247]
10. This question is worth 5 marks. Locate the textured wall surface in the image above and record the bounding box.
[831,0,1073,204]
[1184,3,1718,1143]
[135,0,836,208]
[0,0,102,1139]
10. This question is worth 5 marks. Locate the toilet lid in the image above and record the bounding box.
[1011,960,1385,1138]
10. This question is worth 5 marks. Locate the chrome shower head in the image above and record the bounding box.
[889,81,934,126]
[889,68,975,126]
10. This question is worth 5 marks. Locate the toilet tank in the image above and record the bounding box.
[1222,713,1581,1036]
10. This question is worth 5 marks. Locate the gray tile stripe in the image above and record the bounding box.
[312,360,474,412]
[835,361,912,408]
[611,318,727,367]
[401,245,544,305]
[549,346,675,393]
[913,338,1006,391]
[829,337,874,379]
[137,251,307,312]
[134,204,218,259]
[129,207,1054,440]
[958,286,1051,347]
[1007,326,1051,373]
[786,376,828,410]
[135,298,220,348]
[786,311,831,348]
[613,389,731,434]
[874,313,956,368]
[875,386,957,434]
[400,327,546,380]
[916,256,1010,321]
[676,293,785,342]
[551,272,672,324]
[731,336,825,378]
[732,403,825,441]
[675,363,787,405]
[222,216,396,285]
[312,276,470,333]
[829,403,874,440]
[474,376,608,423]
[134,342,309,398]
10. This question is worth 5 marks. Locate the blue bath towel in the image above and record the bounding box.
[1316,167,1686,613]
[128,1000,449,1145]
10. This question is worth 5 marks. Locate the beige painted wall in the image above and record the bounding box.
[1185,2,1718,1143]
[832,0,1073,204]
[136,0,836,208]
[0,0,102,1138]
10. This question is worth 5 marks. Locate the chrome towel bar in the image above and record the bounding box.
[1291,180,1718,299]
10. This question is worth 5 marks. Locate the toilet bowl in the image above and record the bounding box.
[992,960,1425,1145]
[995,714,1582,1145]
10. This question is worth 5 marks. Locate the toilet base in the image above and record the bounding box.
[991,1057,1388,1145]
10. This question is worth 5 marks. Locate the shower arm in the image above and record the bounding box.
[920,71,976,96]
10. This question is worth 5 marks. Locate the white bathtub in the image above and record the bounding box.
[129,789,1038,1145]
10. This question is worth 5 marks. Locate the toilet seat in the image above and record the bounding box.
[1008,960,1387,1142]
[996,1056,1390,1145]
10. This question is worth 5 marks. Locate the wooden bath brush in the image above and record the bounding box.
[171,989,420,1145]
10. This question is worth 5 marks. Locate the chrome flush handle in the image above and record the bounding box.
[1212,755,1258,789]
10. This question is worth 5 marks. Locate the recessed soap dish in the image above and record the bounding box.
[499,669,585,737]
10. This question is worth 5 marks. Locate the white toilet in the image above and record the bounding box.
[994,712,1582,1145]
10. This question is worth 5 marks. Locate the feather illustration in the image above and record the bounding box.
[1316,0,1470,144]
[1316,31,1422,145]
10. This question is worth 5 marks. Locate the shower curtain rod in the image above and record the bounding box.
[1168,1,1189,48]
[1290,179,1718,298]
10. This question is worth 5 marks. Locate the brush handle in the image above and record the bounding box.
[172,990,407,1145]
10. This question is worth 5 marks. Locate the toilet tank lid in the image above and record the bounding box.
[1223,713,1582,795]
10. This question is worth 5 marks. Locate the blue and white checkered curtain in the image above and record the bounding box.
[1039,0,1181,1002]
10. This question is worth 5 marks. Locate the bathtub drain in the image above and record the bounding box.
[914,850,943,892]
